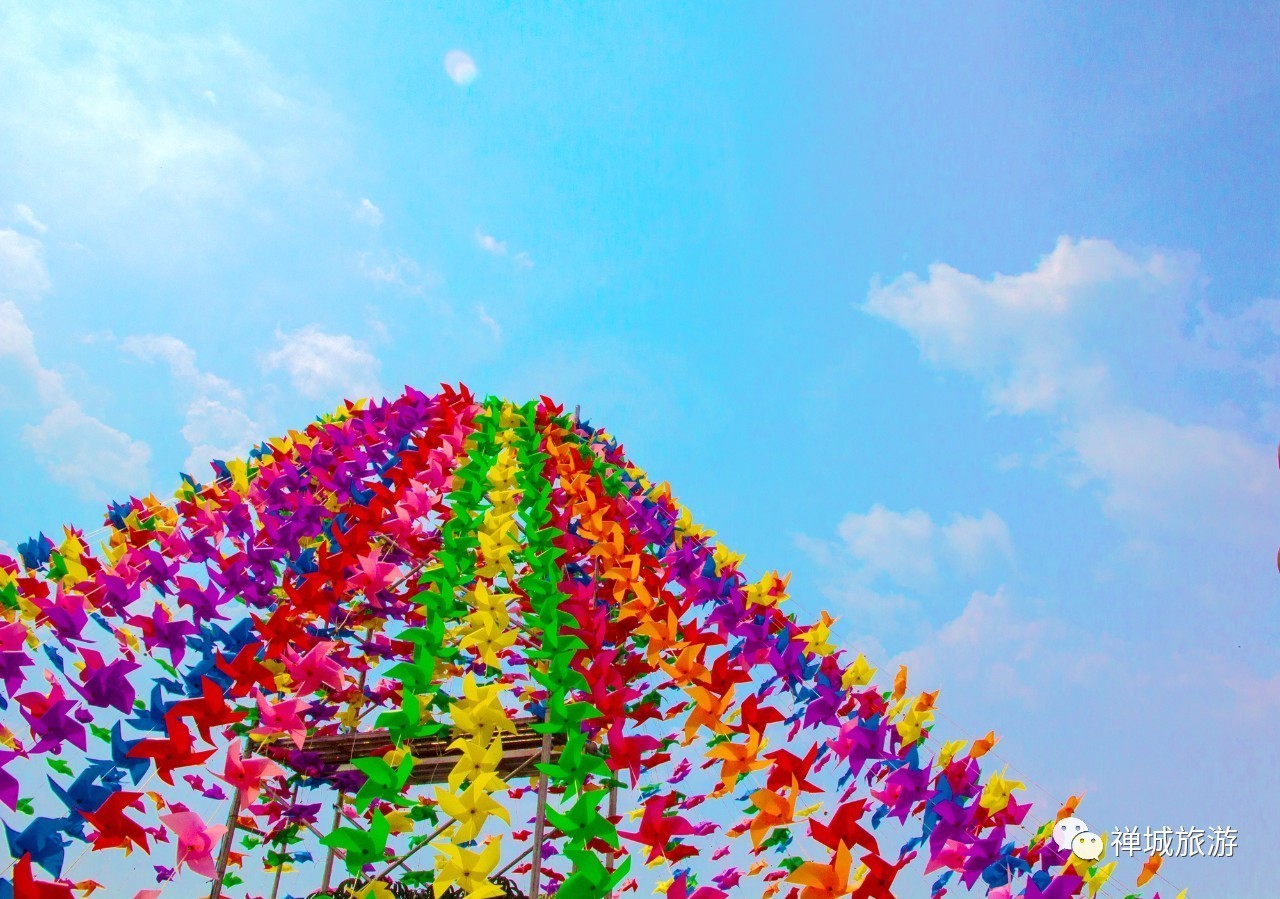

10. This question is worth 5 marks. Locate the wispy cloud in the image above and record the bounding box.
[475,227,533,269]
[803,504,1013,591]
[8,203,46,234]
[863,237,1277,553]
[263,326,381,403]
[0,228,50,301]
[0,5,346,264]
[476,304,502,340]
[357,249,431,292]
[0,220,149,495]
[120,334,260,475]
[355,197,383,227]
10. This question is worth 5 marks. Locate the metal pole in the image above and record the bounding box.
[495,843,535,878]
[607,781,619,898]
[528,732,554,899]
[365,752,539,886]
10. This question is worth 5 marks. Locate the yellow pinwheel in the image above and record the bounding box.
[433,834,503,899]
[841,653,877,689]
[450,675,516,741]
[447,736,505,791]
[435,773,511,841]
[979,768,1025,814]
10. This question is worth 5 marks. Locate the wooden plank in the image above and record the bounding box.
[262,718,568,787]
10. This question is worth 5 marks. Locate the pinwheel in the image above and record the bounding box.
[434,773,510,841]
[216,741,281,805]
[159,810,226,878]
[80,790,150,853]
[321,810,392,876]
[3,817,71,877]
[6,853,75,899]
[0,387,1169,899]
[431,833,502,898]
[787,841,855,899]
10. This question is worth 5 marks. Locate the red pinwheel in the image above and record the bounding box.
[127,719,216,786]
[80,790,150,853]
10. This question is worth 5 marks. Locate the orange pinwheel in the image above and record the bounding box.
[787,841,854,899]
[749,780,797,849]
[659,642,712,686]
[683,684,736,742]
[706,727,768,790]
[1137,851,1162,887]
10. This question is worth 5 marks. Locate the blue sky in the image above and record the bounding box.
[1,2,1278,895]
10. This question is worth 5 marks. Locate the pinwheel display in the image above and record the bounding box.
[0,386,1170,899]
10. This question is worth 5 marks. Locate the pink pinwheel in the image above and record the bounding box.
[284,641,348,694]
[252,692,309,748]
[159,811,226,878]
[217,741,282,805]
[0,620,28,651]
[350,552,399,594]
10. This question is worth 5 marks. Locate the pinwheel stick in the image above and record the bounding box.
[320,659,370,891]
[268,784,301,899]
[210,741,250,899]
[607,781,619,898]
[318,800,345,891]
[528,731,554,899]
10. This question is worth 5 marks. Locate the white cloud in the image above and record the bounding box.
[0,5,345,263]
[863,237,1278,551]
[942,509,1014,575]
[358,249,427,292]
[830,504,1013,588]
[1,297,149,496]
[9,203,46,234]
[838,505,938,583]
[120,334,259,474]
[355,198,383,227]
[475,229,506,256]
[179,396,259,473]
[894,588,1079,703]
[0,228,50,302]
[475,228,533,269]
[121,334,244,403]
[1068,407,1272,538]
[443,50,479,87]
[1192,297,1280,387]
[264,326,380,403]
[865,236,1194,415]
[22,401,150,495]
[476,304,502,340]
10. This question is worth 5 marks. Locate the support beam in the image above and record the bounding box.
[319,639,370,893]
[209,740,250,899]
[208,787,242,899]
[363,752,539,888]
[318,801,344,892]
[268,786,300,899]
[607,781,619,899]
[528,732,554,899]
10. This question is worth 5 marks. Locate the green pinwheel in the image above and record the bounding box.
[320,810,391,876]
